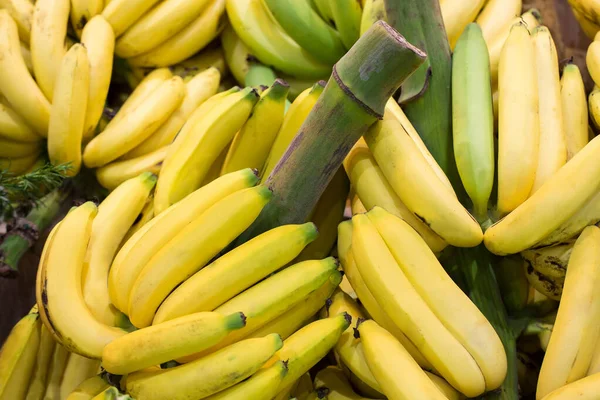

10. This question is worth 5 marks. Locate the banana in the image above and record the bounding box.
[221,79,289,175]
[522,241,572,282]
[25,325,56,400]
[329,0,361,50]
[350,193,367,215]
[0,11,50,136]
[425,372,465,400]
[0,0,33,43]
[527,256,564,301]
[365,118,482,247]
[369,206,507,391]
[590,86,600,129]
[441,0,486,49]
[352,213,485,397]
[537,226,600,399]
[476,0,522,45]
[312,0,334,24]
[154,222,318,324]
[70,0,103,36]
[30,0,69,101]
[263,0,345,65]
[290,373,314,400]
[115,0,211,58]
[0,98,40,142]
[38,202,126,358]
[20,40,33,73]
[0,309,40,399]
[128,186,271,328]
[121,196,155,245]
[80,15,115,140]
[530,26,566,193]
[226,0,331,79]
[47,43,90,176]
[65,375,109,400]
[357,320,448,400]
[201,142,231,186]
[42,344,70,400]
[168,46,228,80]
[313,367,371,400]
[179,258,341,362]
[0,138,40,157]
[205,360,288,400]
[108,168,258,313]
[360,0,386,36]
[497,22,540,215]
[572,6,600,39]
[220,23,251,86]
[126,0,226,67]
[101,0,160,37]
[154,87,259,212]
[452,23,494,222]
[539,372,600,400]
[84,76,185,167]
[103,311,245,374]
[262,82,325,180]
[84,173,156,326]
[96,147,167,190]
[336,220,432,370]
[126,334,283,400]
[561,63,588,160]
[58,354,101,400]
[0,154,40,175]
[589,36,600,88]
[124,67,221,159]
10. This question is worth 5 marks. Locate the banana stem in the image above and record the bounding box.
[0,189,68,278]
[234,21,426,244]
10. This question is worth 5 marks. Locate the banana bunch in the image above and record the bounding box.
[568,0,600,39]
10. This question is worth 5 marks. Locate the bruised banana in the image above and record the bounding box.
[521,241,573,281]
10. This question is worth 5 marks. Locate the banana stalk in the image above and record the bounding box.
[233,21,425,243]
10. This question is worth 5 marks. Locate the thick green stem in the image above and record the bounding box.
[234,21,426,243]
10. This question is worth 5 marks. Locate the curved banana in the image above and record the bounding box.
[539,372,600,400]
[476,0,522,44]
[168,47,228,80]
[154,222,318,324]
[121,196,155,245]
[572,5,600,39]
[126,334,283,400]
[115,0,211,58]
[590,86,600,130]
[0,99,40,142]
[80,15,115,140]
[83,76,185,167]
[312,0,334,24]
[0,11,50,136]
[42,343,70,399]
[0,0,33,43]
[25,324,56,400]
[58,354,101,400]
[66,375,110,400]
[0,138,40,158]
[220,23,251,85]
[561,63,588,160]
[154,87,259,212]
[126,0,226,68]
[221,79,289,175]
[524,253,564,301]
[226,0,331,79]
[128,186,271,328]
[537,226,600,399]
[330,0,361,50]
[0,153,40,175]
[425,372,465,400]
[38,202,126,358]
[589,39,600,88]
[30,0,70,101]
[124,67,221,159]
[521,241,572,281]
[441,0,486,49]
[101,0,160,37]
[313,366,372,400]
[360,0,386,36]
[96,146,166,190]
[47,44,90,176]
[108,168,258,313]
[70,0,103,36]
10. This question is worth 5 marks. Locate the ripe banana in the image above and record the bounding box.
[96,146,167,190]
[0,0,33,43]
[70,0,103,36]
[360,0,386,36]
[221,79,289,175]
[0,10,50,136]
[588,37,600,87]
[220,23,251,85]
[154,222,318,323]
[537,226,600,399]
[121,196,155,245]
[539,372,600,400]
[154,87,259,212]
[42,343,70,400]
[313,366,371,400]
[590,86,600,129]
[289,372,314,400]
[561,63,588,160]
[226,0,331,79]
[108,168,258,313]
[47,43,90,177]
[80,15,115,140]
[476,0,522,44]
[425,372,465,400]
[30,0,70,101]
[0,99,39,142]
[58,354,101,400]
[330,0,361,50]
[262,81,325,180]
[65,375,109,400]
[101,0,160,37]
[83,76,185,167]
[25,324,56,400]
[0,154,40,175]
[38,202,126,358]
[126,334,283,400]
[168,46,228,80]
[127,0,226,68]
[128,186,271,328]
[522,241,572,281]
[349,193,367,216]
[0,138,41,158]
[572,5,600,39]
[441,0,486,49]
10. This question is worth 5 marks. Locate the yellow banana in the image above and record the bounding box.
[201,143,231,186]
[349,193,367,216]
[537,226,600,399]
[80,15,115,140]
[101,0,160,37]
[47,43,90,176]
[220,23,251,86]
[572,5,600,39]
[58,354,101,400]
[539,372,600,400]
[440,0,486,49]
[0,154,40,175]
[521,241,573,280]
[128,186,271,328]
[497,22,540,215]
[83,76,185,167]
[0,138,40,158]
[0,98,40,142]
[561,63,588,160]
[30,0,70,101]
[126,0,226,68]
[524,262,563,301]
[42,344,70,400]
[124,67,221,159]
[588,38,600,87]
[262,82,325,180]
[154,87,259,213]
[221,79,289,175]
[290,372,314,400]
[590,86,600,130]
[96,146,167,190]
[0,0,33,43]
[425,372,465,400]
[0,309,40,400]
[154,222,318,324]
[66,375,110,400]
[120,196,155,246]
[167,46,228,80]
[0,10,50,136]
[476,0,522,45]
[103,311,246,374]
[313,366,371,400]
[25,324,56,400]
[126,334,283,400]
[38,202,126,358]
[70,0,103,36]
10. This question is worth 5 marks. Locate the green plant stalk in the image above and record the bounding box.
[234,21,426,243]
